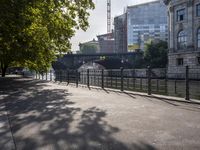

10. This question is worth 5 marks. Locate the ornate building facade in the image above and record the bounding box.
[164,0,200,77]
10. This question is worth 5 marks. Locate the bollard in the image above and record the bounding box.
[120,67,124,91]
[185,66,190,100]
[147,66,152,95]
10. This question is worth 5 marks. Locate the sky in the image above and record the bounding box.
[71,0,157,51]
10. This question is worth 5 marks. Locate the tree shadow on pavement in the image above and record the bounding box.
[0,78,157,150]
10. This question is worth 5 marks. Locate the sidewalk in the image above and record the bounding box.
[69,83,200,105]
[0,78,200,150]
[0,95,15,150]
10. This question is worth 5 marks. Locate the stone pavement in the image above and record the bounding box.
[0,77,200,150]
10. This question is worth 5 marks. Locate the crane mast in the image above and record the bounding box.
[107,0,111,33]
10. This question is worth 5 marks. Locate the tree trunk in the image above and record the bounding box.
[1,66,7,77]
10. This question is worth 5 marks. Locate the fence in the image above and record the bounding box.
[34,66,200,100]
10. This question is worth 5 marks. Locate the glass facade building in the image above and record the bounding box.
[127,1,168,51]
[114,13,127,53]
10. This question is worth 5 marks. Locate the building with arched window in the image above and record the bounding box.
[164,0,200,77]
[197,28,200,48]
[177,30,187,49]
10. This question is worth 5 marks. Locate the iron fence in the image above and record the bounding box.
[34,66,200,100]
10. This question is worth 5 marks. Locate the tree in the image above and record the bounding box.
[144,40,168,68]
[0,0,95,77]
[80,43,98,54]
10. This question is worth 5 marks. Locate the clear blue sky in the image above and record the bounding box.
[71,0,157,51]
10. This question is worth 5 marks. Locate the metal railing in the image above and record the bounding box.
[34,66,200,100]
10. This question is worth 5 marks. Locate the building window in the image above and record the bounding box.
[177,9,185,21]
[197,4,200,17]
[177,30,187,49]
[197,28,200,48]
[177,58,184,66]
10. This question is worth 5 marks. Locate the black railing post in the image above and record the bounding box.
[132,69,135,89]
[165,68,168,94]
[110,69,113,88]
[185,66,190,100]
[59,70,61,82]
[147,66,152,95]
[58,70,60,82]
[140,78,142,90]
[46,72,48,80]
[55,71,57,82]
[50,70,52,81]
[76,70,79,88]
[60,70,62,82]
[156,79,159,92]
[120,67,124,91]
[87,69,90,88]
[101,69,104,89]
[67,70,70,85]
[175,80,177,94]
[64,70,67,83]
[36,71,38,79]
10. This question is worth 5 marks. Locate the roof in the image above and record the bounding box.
[97,32,113,38]
[80,39,99,45]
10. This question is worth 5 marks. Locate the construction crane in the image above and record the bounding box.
[107,0,111,33]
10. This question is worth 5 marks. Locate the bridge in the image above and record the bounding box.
[53,52,143,70]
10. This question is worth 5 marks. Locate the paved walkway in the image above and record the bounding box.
[0,78,200,150]
[0,95,15,150]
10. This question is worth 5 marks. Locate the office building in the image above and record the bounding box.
[114,13,127,53]
[127,1,168,51]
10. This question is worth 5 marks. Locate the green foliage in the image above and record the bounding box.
[80,43,98,54]
[133,51,146,68]
[0,0,94,75]
[144,40,168,68]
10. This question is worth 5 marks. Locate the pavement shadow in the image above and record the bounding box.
[0,78,157,150]
[143,96,200,113]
